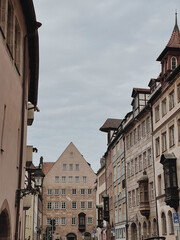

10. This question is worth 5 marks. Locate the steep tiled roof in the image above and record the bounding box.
[100,118,122,132]
[43,162,55,175]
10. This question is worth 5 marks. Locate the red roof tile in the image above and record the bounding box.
[43,162,55,175]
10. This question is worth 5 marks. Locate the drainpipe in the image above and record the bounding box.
[15,33,27,240]
[150,106,159,236]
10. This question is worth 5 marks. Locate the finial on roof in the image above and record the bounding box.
[174,10,178,31]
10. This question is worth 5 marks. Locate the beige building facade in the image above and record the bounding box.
[42,142,97,240]
[0,0,40,239]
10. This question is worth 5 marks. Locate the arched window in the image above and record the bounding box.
[161,212,167,235]
[171,57,177,70]
[148,221,151,238]
[168,211,174,234]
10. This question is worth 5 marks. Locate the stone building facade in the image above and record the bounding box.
[42,142,97,240]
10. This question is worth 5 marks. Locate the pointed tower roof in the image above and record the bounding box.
[157,12,180,61]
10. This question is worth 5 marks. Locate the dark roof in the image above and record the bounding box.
[100,118,122,132]
[131,88,150,97]
[157,13,180,61]
[20,0,40,106]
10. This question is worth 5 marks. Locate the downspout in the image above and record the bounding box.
[15,34,27,240]
[150,105,160,236]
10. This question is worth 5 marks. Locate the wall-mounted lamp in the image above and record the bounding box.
[16,157,45,204]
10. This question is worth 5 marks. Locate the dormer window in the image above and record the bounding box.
[171,56,177,70]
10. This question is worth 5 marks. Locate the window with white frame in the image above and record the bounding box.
[139,155,142,171]
[171,56,177,70]
[69,164,73,170]
[119,206,122,222]
[47,202,52,209]
[83,176,87,182]
[115,208,118,223]
[169,91,175,110]
[76,164,79,171]
[155,137,160,157]
[161,131,167,152]
[135,157,138,173]
[54,202,59,210]
[63,164,67,170]
[62,176,66,183]
[62,189,66,195]
[72,201,77,209]
[155,105,160,122]
[88,201,92,209]
[55,217,59,225]
[61,217,66,225]
[88,189,92,194]
[169,125,175,147]
[146,116,151,133]
[47,189,52,195]
[72,217,76,225]
[55,189,59,195]
[162,98,167,116]
[55,176,59,183]
[75,176,79,182]
[47,218,51,225]
[72,189,76,195]
[87,217,93,225]
[81,189,85,195]
[81,201,85,209]
[61,202,66,209]
[69,176,72,183]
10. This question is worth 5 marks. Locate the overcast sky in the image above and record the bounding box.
[28,0,179,172]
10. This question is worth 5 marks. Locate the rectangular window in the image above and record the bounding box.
[61,217,66,225]
[136,188,140,206]
[139,155,142,171]
[72,217,76,225]
[81,189,85,195]
[81,201,85,209]
[131,159,134,176]
[137,125,141,140]
[47,189,52,195]
[7,1,14,56]
[150,182,155,200]
[155,105,160,122]
[127,162,130,177]
[55,189,59,195]
[142,120,146,137]
[169,125,175,147]
[62,189,66,195]
[47,218,51,225]
[162,132,167,152]
[61,202,66,209]
[132,190,135,207]
[72,201,77,209]
[15,18,21,72]
[177,84,180,102]
[69,176,72,183]
[88,201,92,209]
[62,176,66,183]
[148,148,152,166]
[69,164,73,170]
[0,0,6,35]
[128,192,132,208]
[47,202,52,209]
[143,151,147,169]
[155,137,160,157]
[54,202,59,210]
[146,116,151,133]
[72,189,76,195]
[158,174,162,196]
[55,217,59,225]
[76,164,79,171]
[75,176,79,182]
[87,217,93,225]
[55,176,59,183]
[134,128,137,144]
[162,98,167,116]
[130,132,133,147]
[126,135,130,149]
[83,176,87,182]
[169,91,175,110]
[63,164,67,170]
[135,157,138,173]
[88,189,92,194]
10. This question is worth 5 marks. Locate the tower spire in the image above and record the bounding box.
[166,11,180,47]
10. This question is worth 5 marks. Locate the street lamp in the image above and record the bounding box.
[16,157,45,203]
